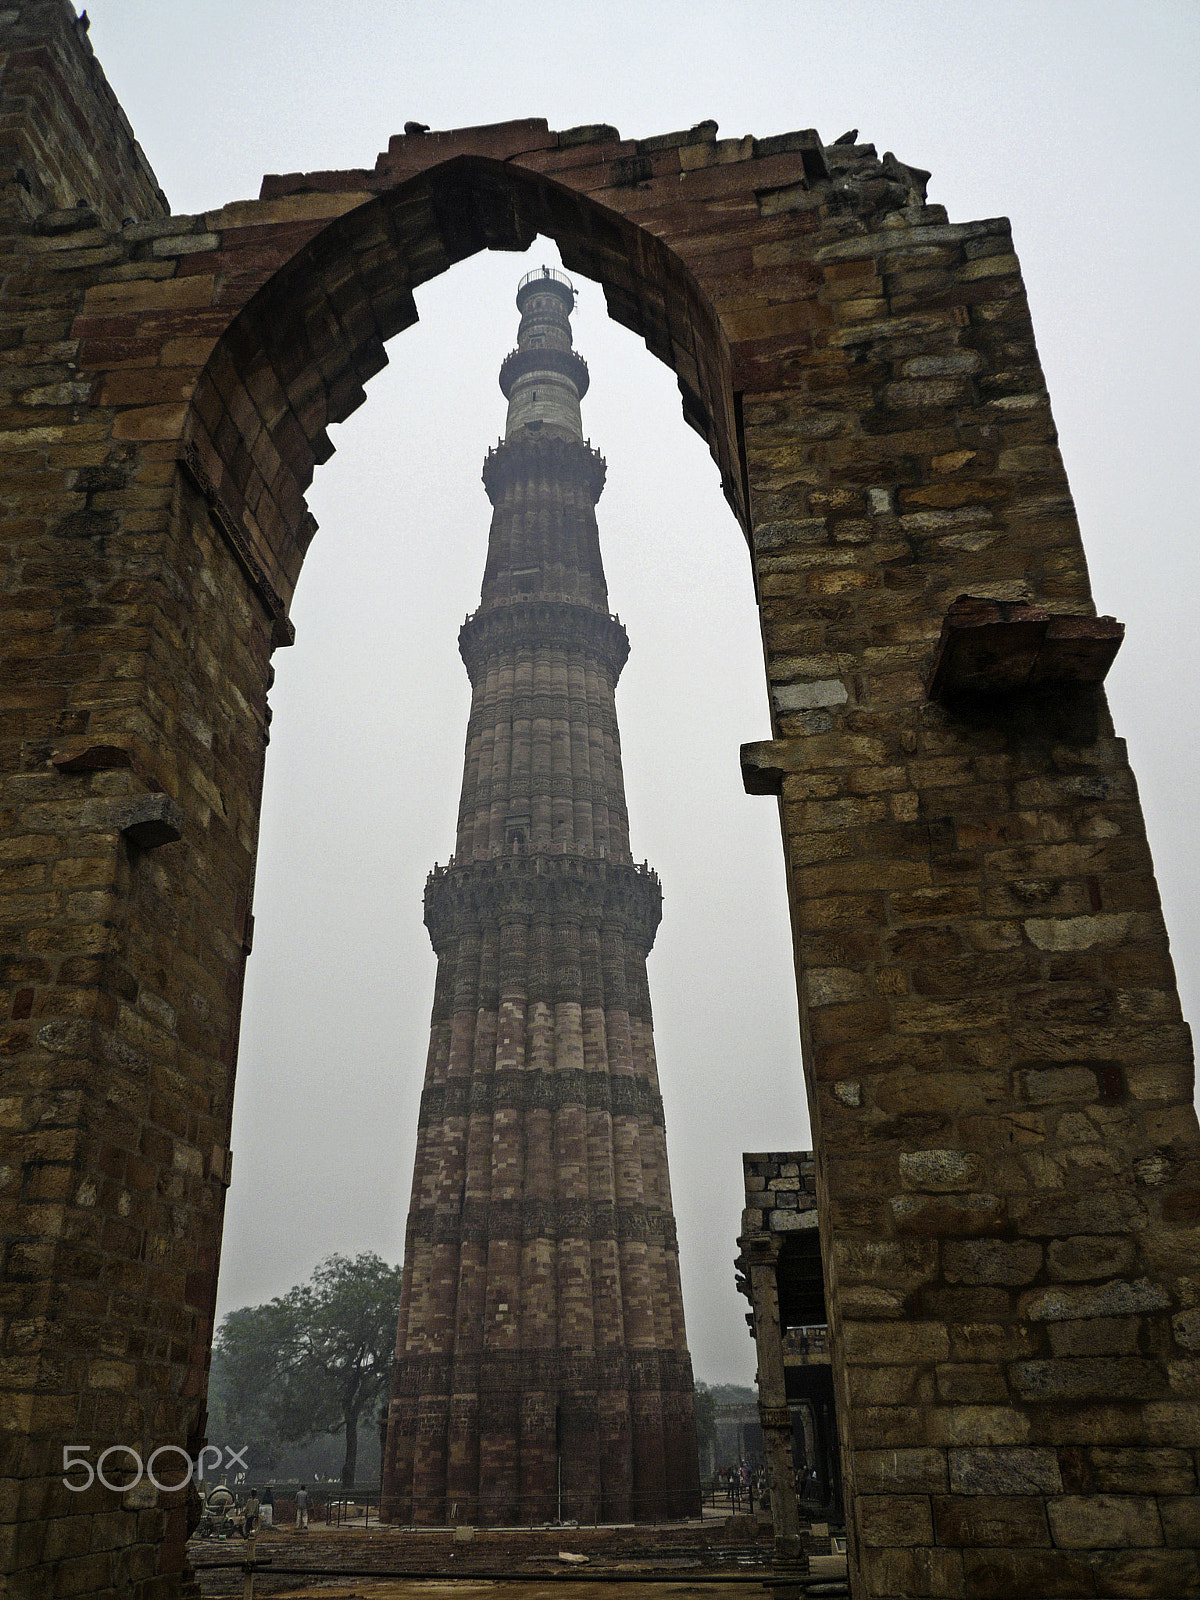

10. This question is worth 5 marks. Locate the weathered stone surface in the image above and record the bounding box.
[928,1404,1032,1446]
[1048,1316,1142,1357]
[1011,1357,1164,1403]
[960,1547,1097,1598]
[857,1447,948,1493]
[1021,1278,1172,1321]
[2,12,1199,1596]
[858,1493,935,1546]
[1160,1493,1200,1547]
[899,1149,980,1190]
[948,1446,1063,1496]
[1047,1493,1164,1549]
[943,1238,1042,1285]
[932,1493,1051,1546]
[860,1545,966,1598]
[1088,1448,1197,1496]
[1047,1234,1138,1282]
[844,1321,951,1365]
[1091,1548,1200,1598]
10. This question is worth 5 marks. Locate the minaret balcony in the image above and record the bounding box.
[481,432,606,502]
[423,853,663,955]
[515,265,576,313]
[458,596,629,684]
[498,343,590,400]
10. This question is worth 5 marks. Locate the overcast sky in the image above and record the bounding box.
[83,1,1200,1385]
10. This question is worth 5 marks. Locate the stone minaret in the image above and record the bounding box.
[381,269,700,1526]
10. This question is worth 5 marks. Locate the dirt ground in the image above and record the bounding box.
[188,1515,847,1597]
[258,1583,764,1600]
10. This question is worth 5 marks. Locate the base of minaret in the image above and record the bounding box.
[381,1357,700,1524]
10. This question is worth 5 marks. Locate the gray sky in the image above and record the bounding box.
[85,1,1200,1385]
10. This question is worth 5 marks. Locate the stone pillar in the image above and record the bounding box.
[746,1248,805,1563]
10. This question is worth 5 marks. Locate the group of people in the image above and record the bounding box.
[716,1463,768,1513]
[199,1482,284,1537]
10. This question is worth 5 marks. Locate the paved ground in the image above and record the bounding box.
[189,1521,775,1597]
[250,1580,769,1600]
[188,1515,849,1597]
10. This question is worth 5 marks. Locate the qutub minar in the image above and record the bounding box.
[380,268,701,1525]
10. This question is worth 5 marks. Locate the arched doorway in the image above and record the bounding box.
[222,238,806,1488]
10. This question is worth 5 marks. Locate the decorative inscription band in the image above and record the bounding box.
[418,1069,665,1124]
[406,1197,679,1253]
[393,1346,695,1396]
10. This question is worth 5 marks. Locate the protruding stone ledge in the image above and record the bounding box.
[481,433,606,504]
[51,744,135,775]
[740,739,807,796]
[927,596,1123,702]
[116,794,185,850]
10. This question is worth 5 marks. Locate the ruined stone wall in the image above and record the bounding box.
[0,8,1198,1596]
[0,1,167,227]
[735,143,1200,1594]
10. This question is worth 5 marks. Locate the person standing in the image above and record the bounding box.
[295,1483,309,1530]
[260,1485,274,1529]
[243,1489,260,1537]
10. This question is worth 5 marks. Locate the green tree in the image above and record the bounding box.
[693,1382,716,1474]
[206,1330,282,1477]
[214,1252,403,1488]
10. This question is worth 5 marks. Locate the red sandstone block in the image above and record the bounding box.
[81,275,215,315]
[108,402,189,442]
[96,368,198,407]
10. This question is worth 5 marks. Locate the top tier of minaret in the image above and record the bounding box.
[479,267,610,614]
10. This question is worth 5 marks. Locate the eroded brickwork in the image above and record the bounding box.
[0,0,166,228]
[1,3,1199,1595]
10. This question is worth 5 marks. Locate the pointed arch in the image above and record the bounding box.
[182,152,746,636]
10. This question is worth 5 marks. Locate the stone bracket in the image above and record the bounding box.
[51,746,185,848]
[927,596,1124,702]
[740,739,806,797]
[51,744,139,777]
[116,795,185,851]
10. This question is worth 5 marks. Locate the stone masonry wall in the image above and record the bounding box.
[0,8,1198,1597]
[0,1,168,228]
[742,1151,820,1240]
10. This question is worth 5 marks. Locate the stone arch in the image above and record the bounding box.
[2,11,1199,1594]
[180,148,744,641]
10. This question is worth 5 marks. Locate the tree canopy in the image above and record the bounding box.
[212,1252,403,1487]
[693,1381,717,1467]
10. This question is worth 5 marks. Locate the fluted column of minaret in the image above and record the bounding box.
[383,269,698,1527]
